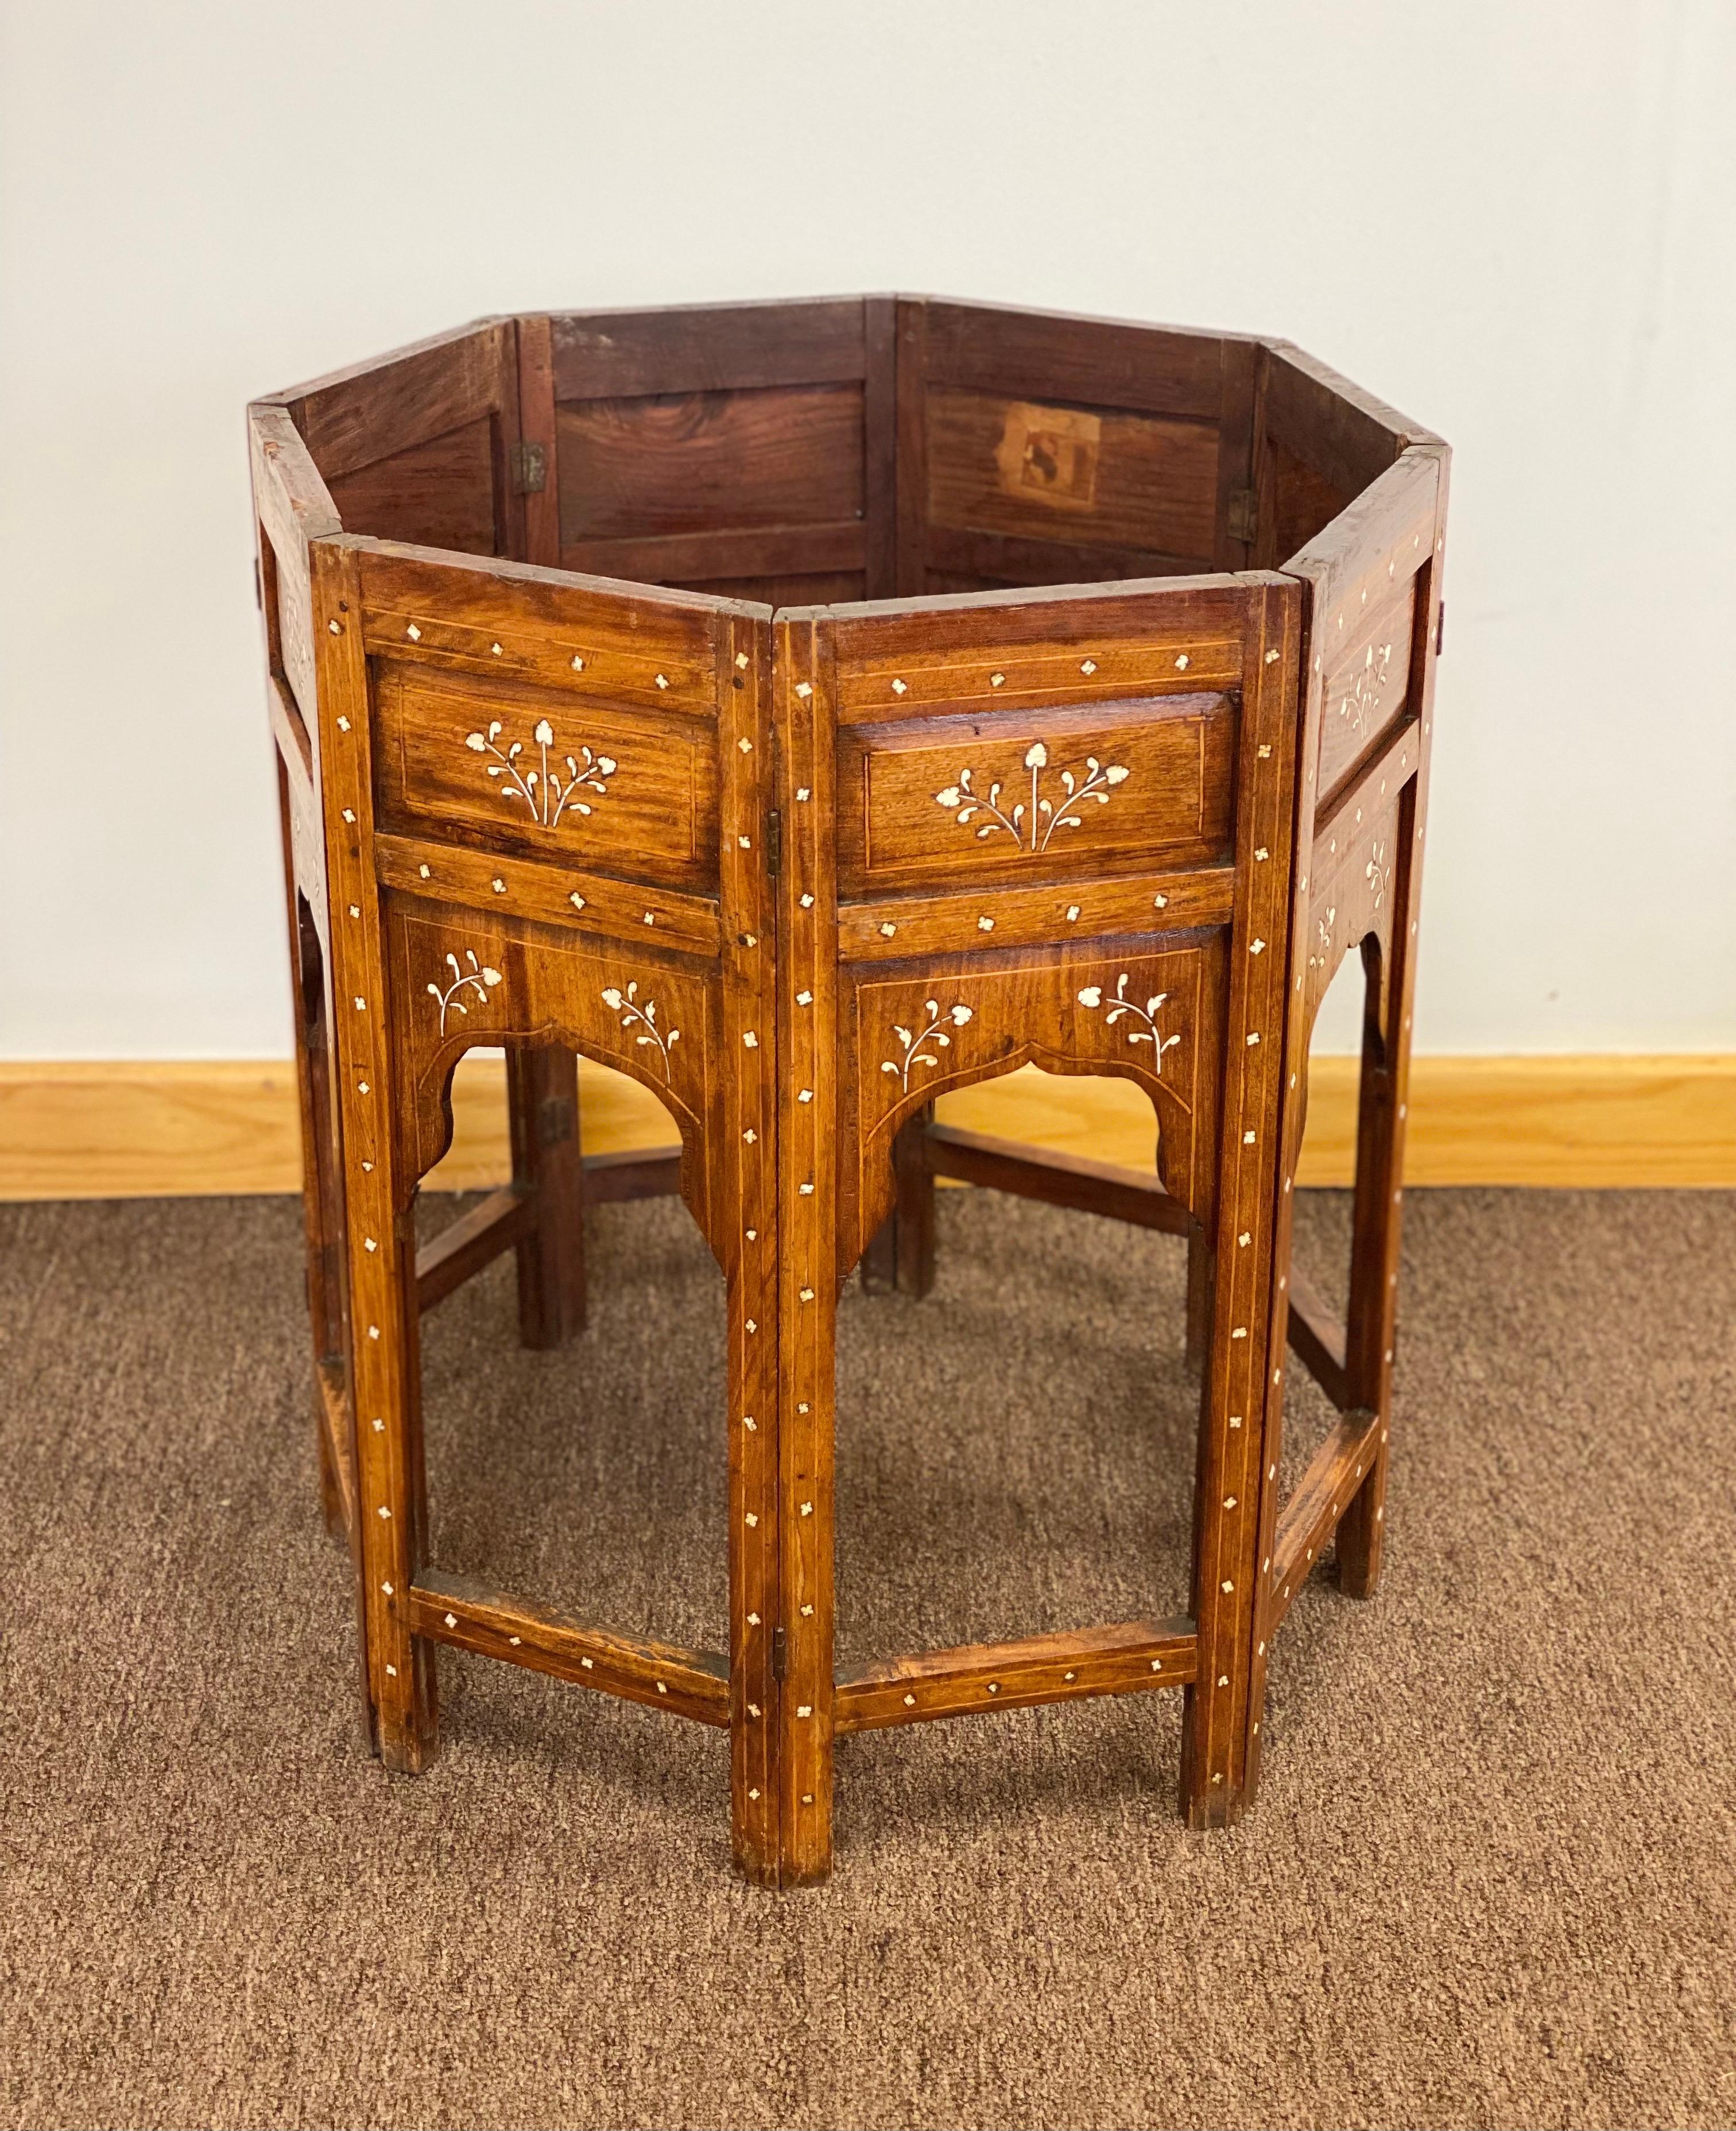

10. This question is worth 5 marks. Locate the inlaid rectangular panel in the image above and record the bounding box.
[926,387,1219,564]
[836,693,1235,894]
[1315,578,1415,803]
[371,658,718,888]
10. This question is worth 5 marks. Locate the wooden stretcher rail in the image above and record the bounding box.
[416,1157,684,1313]
[1284,1263,1351,1410]
[835,1616,1198,1733]
[374,835,725,961]
[1267,1406,1385,1632]
[315,1360,356,1538]
[921,1123,1194,1236]
[581,1147,683,1202]
[407,1570,731,1726]
[417,1185,532,1310]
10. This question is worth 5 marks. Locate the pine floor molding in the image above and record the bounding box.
[0,1054,1731,1201]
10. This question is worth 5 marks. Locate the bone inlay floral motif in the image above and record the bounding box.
[428,950,503,1034]
[934,742,1129,853]
[1365,837,1389,911]
[881,1000,974,1090]
[466,717,616,828]
[1338,643,1393,740]
[601,981,679,1080]
[1076,975,1181,1066]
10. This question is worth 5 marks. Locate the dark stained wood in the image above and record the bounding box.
[280,318,516,485]
[1213,337,1259,570]
[550,297,870,401]
[326,417,499,558]
[891,1107,936,1296]
[581,1146,681,1202]
[893,297,929,595]
[516,313,562,570]
[925,386,1221,564]
[924,298,1242,423]
[506,1043,587,1347]
[559,520,865,587]
[863,296,898,598]
[923,523,1206,588]
[254,297,1443,1887]
[556,383,866,544]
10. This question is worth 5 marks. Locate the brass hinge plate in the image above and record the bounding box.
[511,440,547,495]
[765,809,782,878]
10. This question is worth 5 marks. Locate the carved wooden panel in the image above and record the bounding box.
[1315,579,1415,803]
[388,897,720,1248]
[371,658,717,885]
[838,935,1224,1272]
[836,693,1235,893]
[1305,791,1404,1025]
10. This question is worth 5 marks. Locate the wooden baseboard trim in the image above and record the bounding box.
[1,1054,1730,1201]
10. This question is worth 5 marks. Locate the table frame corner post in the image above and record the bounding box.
[1336,447,1449,1600]
[311,536,439,1776]
[1181,574,1303,1827]
[721,609,784,1885]
[773,612,839,1886]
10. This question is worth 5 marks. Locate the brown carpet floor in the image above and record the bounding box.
[1,1185,1732,2130]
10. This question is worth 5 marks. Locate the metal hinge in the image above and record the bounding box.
[765,809,782,878]
[537,1094,575,1148]
[773,1626,787,1680]
[511,440,547,494]
[1227,488,1258,544]
[1435,600,1446,658]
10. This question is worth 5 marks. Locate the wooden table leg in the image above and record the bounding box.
[1337,486,1444,1600]
[1179,578,1299,1828]
[506,1045,587,1348]
[1337,838,1409,1595]
[892,1105,936,1297]
[313,542,438,1776]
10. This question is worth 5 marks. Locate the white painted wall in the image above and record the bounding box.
[2,0,1731,1059]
